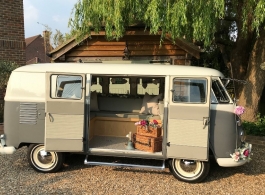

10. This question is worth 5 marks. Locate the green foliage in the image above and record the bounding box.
[0,61,19,87]
[69,0,265,46]
[69,0,225,45]
[243,113,265,136]
[0,61,19,123]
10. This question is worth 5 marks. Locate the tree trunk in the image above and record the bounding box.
[237,28,265,122]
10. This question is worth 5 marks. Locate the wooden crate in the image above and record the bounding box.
[133,133,162,153]
[136,126,161,138]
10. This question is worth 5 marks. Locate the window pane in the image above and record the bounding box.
[212,79,230,103]
[137,78,160,95]
[91,76,102,93]
[173,78,207,103]
[109,77,130,94]
[51,75,82,99]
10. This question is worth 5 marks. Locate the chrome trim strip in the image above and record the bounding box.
[84,157,165,170]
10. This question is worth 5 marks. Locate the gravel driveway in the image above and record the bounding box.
[0,146,264,195]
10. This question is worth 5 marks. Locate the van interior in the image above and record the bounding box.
[87,75,165,155]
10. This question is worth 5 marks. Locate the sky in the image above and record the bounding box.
[23,0,77,38]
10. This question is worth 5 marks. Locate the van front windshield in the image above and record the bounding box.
[211,79,231,104]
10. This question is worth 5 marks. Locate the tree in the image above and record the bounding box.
[38,22,72,48]
[69,0,265,122]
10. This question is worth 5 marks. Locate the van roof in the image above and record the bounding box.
[14,63,224,77]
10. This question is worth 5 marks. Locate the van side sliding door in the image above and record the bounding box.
[167,76,211,161]
[45,73,86,152]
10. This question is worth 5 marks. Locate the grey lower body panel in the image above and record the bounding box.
[210,108,237,158]
[4,101,45,148]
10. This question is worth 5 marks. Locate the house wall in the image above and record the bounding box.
[26,36,51,64]
[0,0,26,66]
[55,35,191,65]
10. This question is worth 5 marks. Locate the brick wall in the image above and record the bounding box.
[0,0,26,66]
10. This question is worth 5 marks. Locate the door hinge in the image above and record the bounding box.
[167,142,170,147]
[82,137,86,142]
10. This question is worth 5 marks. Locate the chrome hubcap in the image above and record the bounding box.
[175,159,202,178]
[38,150,53,164]
[179,160,197,173]
[32,145,57,170]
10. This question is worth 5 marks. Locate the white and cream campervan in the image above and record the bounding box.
[0,62,252,183]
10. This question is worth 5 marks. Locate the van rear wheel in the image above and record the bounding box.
[168,159,210,183]
[27,144,65,173]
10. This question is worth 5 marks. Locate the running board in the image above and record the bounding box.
[84,157,166,170]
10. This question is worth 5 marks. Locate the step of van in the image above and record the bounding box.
[84,156,166,170]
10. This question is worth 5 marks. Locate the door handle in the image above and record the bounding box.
[203,117,210,129]
[47,112,54,122]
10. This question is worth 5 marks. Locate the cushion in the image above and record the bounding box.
[139,93,152,114]
[90,91,99,111]
[140,93,163,115]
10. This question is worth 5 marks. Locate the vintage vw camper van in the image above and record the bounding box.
[0,63,252,183]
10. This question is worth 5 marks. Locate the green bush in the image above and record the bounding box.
[0,61,20,123]
[242,113,265,136]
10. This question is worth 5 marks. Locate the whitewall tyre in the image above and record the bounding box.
[27,144,65,173]
[168,159,210,183]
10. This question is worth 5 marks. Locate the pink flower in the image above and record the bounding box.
[140,120,147,126]
[153,120,158,125]
[234,106,245,116]
[235,151,240,156]
[234,155,239,161]
[243,149,249,157]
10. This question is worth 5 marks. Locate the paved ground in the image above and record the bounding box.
[0,146,264,194]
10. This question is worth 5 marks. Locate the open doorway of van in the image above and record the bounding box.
[87,75,165,157]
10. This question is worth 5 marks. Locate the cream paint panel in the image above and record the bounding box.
[167,119,208,147]
[5,72,45,102]
[14,63,224,78]
[46,114,84,139]
[169,105,209,120]
[167,76,211,160]
[45,72,86,152]
[167,145,207,160]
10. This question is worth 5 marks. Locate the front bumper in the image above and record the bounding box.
[216,157,247,167]
[217,142,252,167]
[0,134,16,154]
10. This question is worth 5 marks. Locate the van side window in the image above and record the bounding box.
[137,78,160,95]
[91,76,102,93]
[109,77,130,94]
[211,79,230,103]
[50,75,82,99]
[172,78,207,103]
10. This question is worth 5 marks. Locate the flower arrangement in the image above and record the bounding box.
[234,106,245,116]
[230,142,252,162]
[135,119,160,129]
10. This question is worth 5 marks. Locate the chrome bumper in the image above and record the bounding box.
[0,134,16,154]
[216,157,247,167]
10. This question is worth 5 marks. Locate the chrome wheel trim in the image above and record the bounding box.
[31,145,58,171]
[174,159,203,178]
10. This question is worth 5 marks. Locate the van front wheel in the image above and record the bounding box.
[27,144,65,173]
[168,159,210,183]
